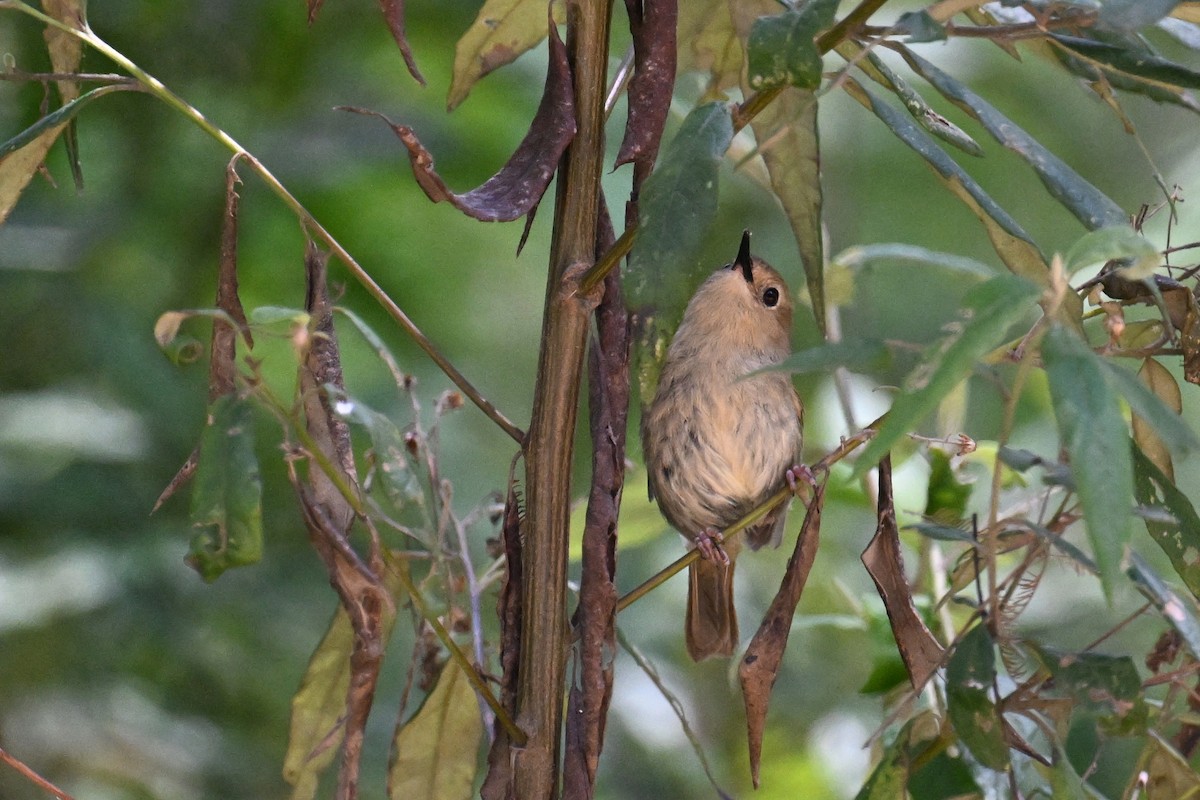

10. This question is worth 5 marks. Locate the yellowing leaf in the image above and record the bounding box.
[389,659,484,800]
[1132,358,1182,481]
[447,0,565,111]
[677,0,742,95]
[0,123,67,224]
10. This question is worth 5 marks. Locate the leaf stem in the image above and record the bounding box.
[1,0,525,445]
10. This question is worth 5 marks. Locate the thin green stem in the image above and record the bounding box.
[3,0,525,445]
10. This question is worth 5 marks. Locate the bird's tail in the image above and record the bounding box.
[686,556,738,661]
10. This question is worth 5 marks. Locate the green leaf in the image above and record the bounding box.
[186,394,263,582]
[1099,360,1200,459]
[833,243,993,277]
[895,10,947,43]
[0,84,130,158]
[925,449,971,521]
[897,47,1127,230]
[332,391,423,517]
[250,305,311,327]
[746,0,838,92]
[628,101,733,393]
[1035,645,1147,735]
[1053,34,1200,90]
[1126,552,1200,660]
[852,722,909,800]
[858,655,909,694]
[909,522,976,542]
[846,44,983,156]
[853,274,1040,475]
[389,659,484,800]
[1131,446,1200,596]
[1042,326,1134,600]
[1064,225,1160,278]
[1045,738,1092,800]
[946,624,1009,771]
[841,78,1053,287]
[773,339,890,375]
[1098,0,1183,32]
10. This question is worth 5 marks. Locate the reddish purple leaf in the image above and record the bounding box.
[346,20,574,223]
[378,0,426,87]
[615,0,677,169]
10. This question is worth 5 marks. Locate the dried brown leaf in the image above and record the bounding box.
[212,158,252,400]
[378,0,425,86]
[614,0,678,169]
[739,484,824,789]
[861,457,944,692]
[40,0,84,104]
[1183,296,1200,385]
[348,19,574,223]
[306,0,325,24]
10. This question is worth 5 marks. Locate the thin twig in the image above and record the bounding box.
[0,746,76,800]
[1,0,526,444]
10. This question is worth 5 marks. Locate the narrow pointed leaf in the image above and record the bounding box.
[1131,446,1200,596]
[853,274,1040,475]
[1042,326,1134,599]
[390,659,485,800]
[841,78,1052,286]
[1053,34,1200,90]
[352,21,574,222]
[773,339,890,375]
[332,391,424,517]
[946,624,1009,771]
[0,84,130,159]
[746,0,837,91]
[378,0,425,86]
[447,0,566,110]
[626,101,733,322]
[897,47,1127,230]
[1099,0,1183,32]
[186,394,263,581]
[40,0,86,187]
[1127,552,1200,660]
[832,243,993,277]
[844,43,983,156]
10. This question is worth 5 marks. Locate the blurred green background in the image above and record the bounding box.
[2,2,1200,798]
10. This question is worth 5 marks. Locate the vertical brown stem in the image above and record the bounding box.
[513,1,613,797]
[563,209,629,799]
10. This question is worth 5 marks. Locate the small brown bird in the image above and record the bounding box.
[642,231,805,661]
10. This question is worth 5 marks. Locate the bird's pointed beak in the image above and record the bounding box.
[735,229,753,282]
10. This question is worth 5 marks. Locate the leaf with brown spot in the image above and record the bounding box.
[1132,358,1182,481]
[347,20,574,222]
[739,484,823,789]
[861,456,944,692]
[1181,293,1200,385]
[614,0,677,169]
[448,0,566,111]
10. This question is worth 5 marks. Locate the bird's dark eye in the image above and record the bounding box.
[762,287,780,307]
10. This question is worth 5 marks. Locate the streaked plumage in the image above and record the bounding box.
[641,232,804,661]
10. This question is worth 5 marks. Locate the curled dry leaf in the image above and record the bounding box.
[861,456,944,692]
[739,484,824,789]
[349,19,575,223]
[615,0,678,170]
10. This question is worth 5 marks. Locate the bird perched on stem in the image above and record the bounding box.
[641,231,806,661]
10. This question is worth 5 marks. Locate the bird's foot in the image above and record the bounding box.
[786,464,817,493]
[695,528,730,565]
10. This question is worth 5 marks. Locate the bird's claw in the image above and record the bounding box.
[696,528,730,565]
[786,464,817,493]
